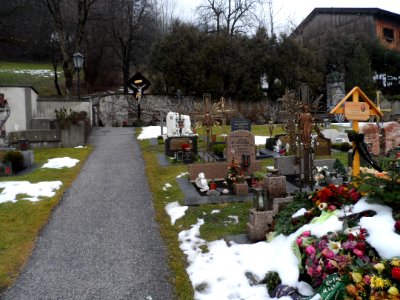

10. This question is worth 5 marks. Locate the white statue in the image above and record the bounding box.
[195,172,209,192]
[166,111,193,137]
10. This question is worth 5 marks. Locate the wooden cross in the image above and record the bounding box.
[215,97,235,126]
[192,93,222,152]
[330,86,383,176]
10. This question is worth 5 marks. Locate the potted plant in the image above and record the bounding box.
[251,171,265,187]
[226,159,248,194]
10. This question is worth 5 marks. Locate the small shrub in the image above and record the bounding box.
[212,144,226,158]
[340,142,352,152]
[157,135,164,145]
[332,142,352,152]
[273,192,316,236]
[3,150,24,173]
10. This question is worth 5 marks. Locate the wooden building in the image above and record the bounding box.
[293,8,400,51]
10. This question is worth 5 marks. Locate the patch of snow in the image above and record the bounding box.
[42,157,79,169]
[165,201,188,225]
[0,181,62,203]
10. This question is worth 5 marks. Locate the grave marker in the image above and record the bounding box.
[226,130,255,166]
[330,86,383,176]
[231,118,251,132]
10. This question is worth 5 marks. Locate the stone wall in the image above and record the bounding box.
[8,121,89,149]
[96,93,195,127]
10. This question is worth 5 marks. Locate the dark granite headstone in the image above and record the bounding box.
[165,136,198,157]
[231,118,251,132]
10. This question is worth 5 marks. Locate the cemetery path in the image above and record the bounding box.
[3,127,175,300]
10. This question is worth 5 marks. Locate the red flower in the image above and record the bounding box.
[392,267,400,281]
[395,220,400,233]
[355,242,366,252]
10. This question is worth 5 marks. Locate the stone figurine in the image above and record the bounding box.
[195,172,209,192]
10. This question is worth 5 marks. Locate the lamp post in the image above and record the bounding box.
[72,52,84,99]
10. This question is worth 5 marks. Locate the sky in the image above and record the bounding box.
[177,0,400,33]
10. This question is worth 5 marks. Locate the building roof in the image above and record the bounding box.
[0,85,39,94]
[294,7,400,36]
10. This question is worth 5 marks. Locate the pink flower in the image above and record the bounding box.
[353,248,364,257]
[302,231,311,237]
[321,248,335,259]
[307,266,314,276]
[296,237,303,246]
[328,205,337,211]
[363,275,371,285]
[305,245,316,256]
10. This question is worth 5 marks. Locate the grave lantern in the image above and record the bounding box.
[253,187,266,211]
[242,154,250,170]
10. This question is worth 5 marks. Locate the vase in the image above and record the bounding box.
[233,182,248,195]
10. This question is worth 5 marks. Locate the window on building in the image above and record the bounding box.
[383,27,394,42]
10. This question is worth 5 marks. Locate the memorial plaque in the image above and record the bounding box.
[231,118,251,132]
[226,130,255,163]
[314,136,331,157]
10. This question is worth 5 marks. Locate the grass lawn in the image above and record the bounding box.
[0,61,65,96]
[0,146,92,294]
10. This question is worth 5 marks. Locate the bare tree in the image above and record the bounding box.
[196,0,263,37]
[106,0,155,93]
[42,0,99,97]
[154,0,180,37]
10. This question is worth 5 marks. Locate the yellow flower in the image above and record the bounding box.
[373,263,385,273]
[370,276,391,290]
[388,286,399,296]
[318,202,328,210]
[391,259,400,267]
[351,272,363,283]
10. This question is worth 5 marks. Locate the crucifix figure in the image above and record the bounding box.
[192,93,221,153]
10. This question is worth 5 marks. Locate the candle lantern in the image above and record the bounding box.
[209,179,217,190]
[242,154,250,170]
[253,187,265,211]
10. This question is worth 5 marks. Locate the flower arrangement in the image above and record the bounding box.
[296,229,400,299]
[310,184,361,211]
[225,159,245,186]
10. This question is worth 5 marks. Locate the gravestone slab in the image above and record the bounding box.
[314,135,331,157]
[226,130,256,164]
[231,118,251,132]
[382,121,400,154]
[264,176,287,199]
[360,123,379,156]
[165,136,198,157]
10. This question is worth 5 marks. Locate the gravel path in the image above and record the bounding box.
[3,127,175,300]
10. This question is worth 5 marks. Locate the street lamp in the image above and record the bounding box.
[72,52,84,99]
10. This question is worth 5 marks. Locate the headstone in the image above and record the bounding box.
[231,118,251,132]
[166,111,192,136]
[264,176,286,199]
[326,71,345,110]
[359,123,380,156]
[164,136,198,157]
[314,135,331,157]
[226,130,255,164]
[382,121,400,155]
